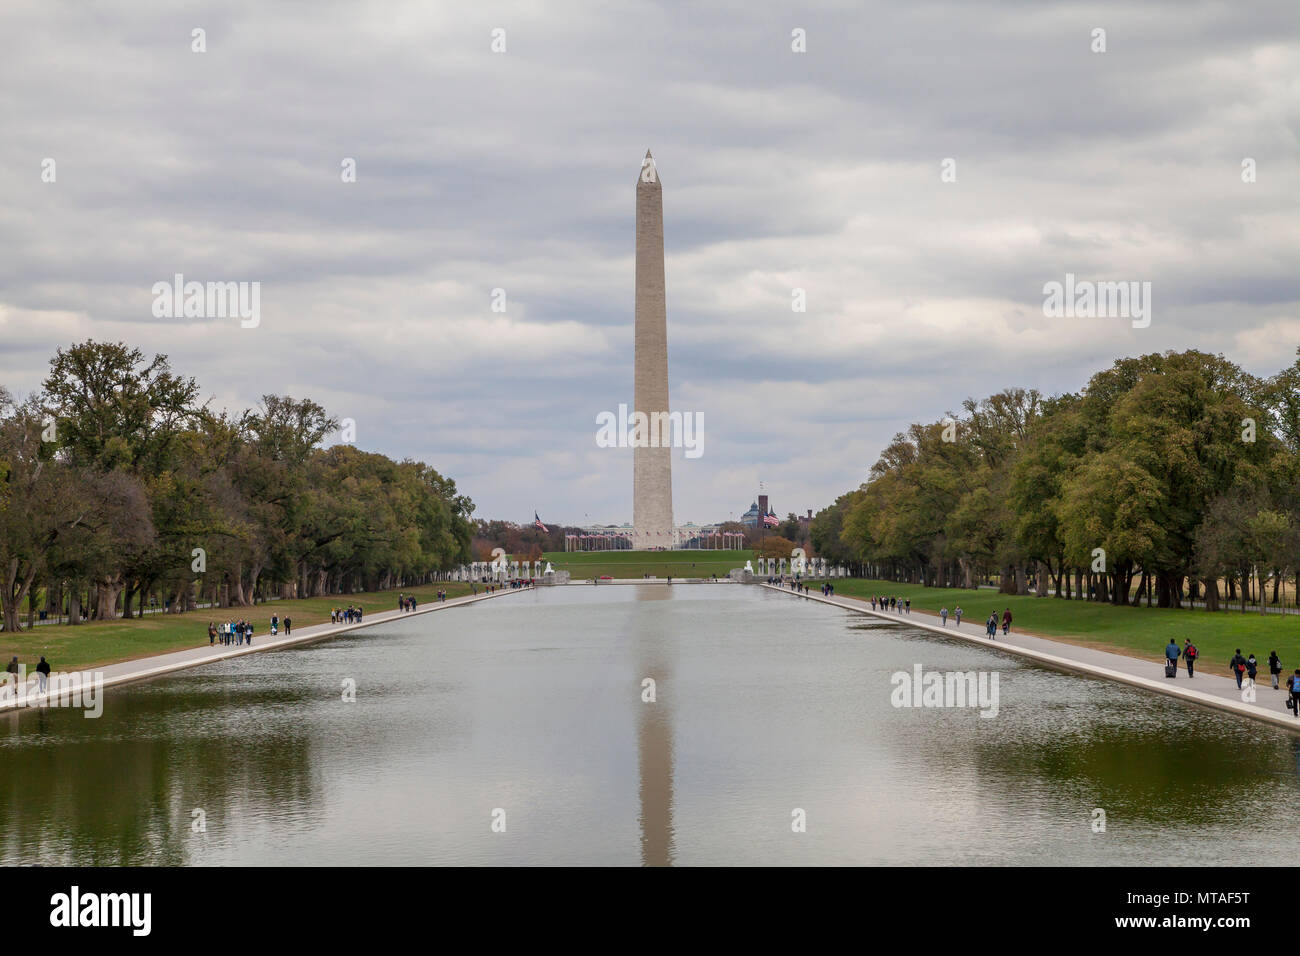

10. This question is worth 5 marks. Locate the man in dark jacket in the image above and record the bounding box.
[1229,649,1248,689]
[1183,639,1198,677]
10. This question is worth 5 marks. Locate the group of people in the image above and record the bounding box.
[764,580,816,595]
[208,618,271,646]
[398,593,420,611]
[478,578,533,591]
[4,655,51,692]
[331,606,363,624]
[931,604,1012,638]
[870,595,912,615]
[984,609,1013,638]
[1163,641,1300,715]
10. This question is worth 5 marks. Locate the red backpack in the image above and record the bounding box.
[1186,644,1197,659]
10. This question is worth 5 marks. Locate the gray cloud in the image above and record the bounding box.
[1,0,1297,526]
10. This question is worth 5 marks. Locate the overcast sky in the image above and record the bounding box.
[1,0,1297,526]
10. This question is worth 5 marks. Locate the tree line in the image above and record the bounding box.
[469,515,812,562]
[810,349,1300,611]
[0,341,473,631]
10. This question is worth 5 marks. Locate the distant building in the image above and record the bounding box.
[740,494,772,529]
[738,500,813,531]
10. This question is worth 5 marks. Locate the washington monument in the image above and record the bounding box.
[633,150,674,549]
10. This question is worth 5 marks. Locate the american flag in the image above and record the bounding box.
[534,512,549,533]
[763,511,779,527]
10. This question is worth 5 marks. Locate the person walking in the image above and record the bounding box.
[1165,639,1181,677]
[1289,670,1300,717]
[940,607,949,626]
[1229,649,1248,689]
[1001,608,1013,636]
[271,614,279,636]
[954,606,963,627]
[284,616,291,635]
[904,598,911,614]
[1183,639,1197,678]
[986,613,997,639]
[208,622,216,646]
[1247,653,1259,687]
[35,656,50,694]
[1269,651,1282,690]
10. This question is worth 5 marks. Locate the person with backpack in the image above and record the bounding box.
[1246,653,1259,686]
[1229,649,1248,689]
[1001,608,1013,636]
[986,613,998,640]
[1165,640,1181,677]
[1269,651,1283,689]
[1288,670,1300,716]
[1183,639,1198,677]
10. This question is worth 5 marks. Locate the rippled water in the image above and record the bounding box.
[1,584,1296,865]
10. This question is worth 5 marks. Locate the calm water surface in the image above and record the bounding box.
[1,584,1296,865]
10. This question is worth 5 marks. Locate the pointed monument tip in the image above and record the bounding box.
[638,149,659,185]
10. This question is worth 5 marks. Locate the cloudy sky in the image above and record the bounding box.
[1,0,1297,527]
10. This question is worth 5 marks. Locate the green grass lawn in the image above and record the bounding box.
[0,581,474,673]
[829,578,1300,668]
[542,549,749,579]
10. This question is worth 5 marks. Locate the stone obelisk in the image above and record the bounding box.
[633,150,674,550]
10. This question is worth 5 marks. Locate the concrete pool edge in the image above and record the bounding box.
[762,582,1300,734]
[0,586,529,712]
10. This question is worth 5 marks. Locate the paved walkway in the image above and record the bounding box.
[762,583,1300,733]
[0,586,528,712]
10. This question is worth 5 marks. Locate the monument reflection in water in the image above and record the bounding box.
[635,585,674,866]
[4,584,1300,865]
